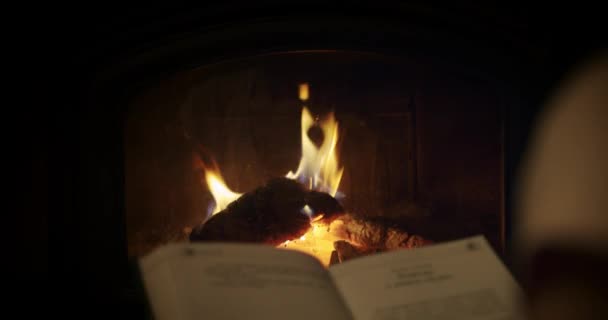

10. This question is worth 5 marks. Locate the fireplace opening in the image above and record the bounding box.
[126,51,504,265]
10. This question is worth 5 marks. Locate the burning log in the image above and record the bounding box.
[189,177,344,246]
[330,215,433,263]
[330,214,433,251]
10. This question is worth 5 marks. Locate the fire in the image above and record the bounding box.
[298,83,309,101]
[197,83,345,266]
[285,107,344,197]
[194,155,242,217]
[205,169,242,215]
[279,220,343,266]
[281,84,345,265]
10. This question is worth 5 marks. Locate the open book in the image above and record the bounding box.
[139,235,523,320]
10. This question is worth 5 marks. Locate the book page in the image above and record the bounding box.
[139,243,352,320]
[329,236,524,320]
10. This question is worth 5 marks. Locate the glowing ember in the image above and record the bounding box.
[278,220,344,266]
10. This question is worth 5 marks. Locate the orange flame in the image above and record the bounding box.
[298,83,309,101]
[281,84,345,265]
[286,106,344,197]
[195,83,345,266]
[205,168,242,216]
[194,155,242,217]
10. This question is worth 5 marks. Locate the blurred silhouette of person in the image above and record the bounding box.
[517,52,608,320]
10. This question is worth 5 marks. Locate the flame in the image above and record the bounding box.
[299,83,309,101]
[195,83,346,266]
[286,107,344,197]
[205,169,242,215]
[280,83,346,266]
[194,155,242,217]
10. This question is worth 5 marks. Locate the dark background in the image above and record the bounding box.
[18,1,604,318]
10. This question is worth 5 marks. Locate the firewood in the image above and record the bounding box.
[189,177,344,246]
[330,214,432,250]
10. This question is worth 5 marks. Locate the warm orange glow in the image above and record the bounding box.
[298,83,309,101]
[285,107,344,197]
[279,220,344,266]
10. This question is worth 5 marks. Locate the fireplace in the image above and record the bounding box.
[47,4,559,316]
[125,50,505,265]
[35,3,608,319]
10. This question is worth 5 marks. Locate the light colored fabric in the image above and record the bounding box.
[517,53,608,258]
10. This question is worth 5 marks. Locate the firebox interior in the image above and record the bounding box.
[126,51,504,264]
